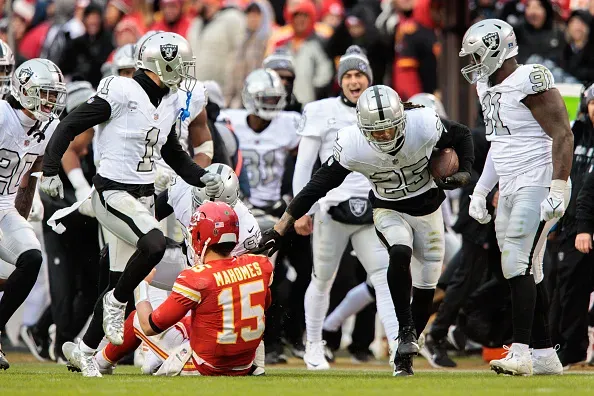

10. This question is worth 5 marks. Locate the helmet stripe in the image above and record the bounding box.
[372,86,384,120]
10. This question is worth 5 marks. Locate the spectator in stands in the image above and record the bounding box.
[60,4,114,87]
[561,10,594,85]
[37,0,83,66]
[12,0,35,60]
[470,0,498,23]
[188,0,246,88]
[105,0,149,34]
[150,0,192,36]
[266,0,333,104]
[113,18,141,47]
[225,0,274,109]
[104,0,132,30]
[514,0,564,65]
[318,0,344,29]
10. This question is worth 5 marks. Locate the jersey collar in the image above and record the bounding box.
[340,92,356,108]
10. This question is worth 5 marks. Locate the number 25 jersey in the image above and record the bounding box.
[476,64,553,178]
[94,76,180,185]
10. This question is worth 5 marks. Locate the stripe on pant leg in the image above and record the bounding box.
[525,220,546,276]
[105,202,144,239]
[375,227,391,250]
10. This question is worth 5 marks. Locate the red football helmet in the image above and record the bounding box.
[188,201,239,262]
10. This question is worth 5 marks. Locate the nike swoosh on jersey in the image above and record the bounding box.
[248,226,254,233]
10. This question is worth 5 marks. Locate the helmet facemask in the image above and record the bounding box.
[360,114,406,153]
[0,64,13,99]
[19,83,66,122]
[251,90,287,120]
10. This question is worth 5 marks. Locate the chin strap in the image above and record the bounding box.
[180,90,192,121]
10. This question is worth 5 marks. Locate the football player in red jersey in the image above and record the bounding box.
[95,201,273,376]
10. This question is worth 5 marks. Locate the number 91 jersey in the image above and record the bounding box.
[333,107,441,202]
[94,76,180,184]
[476,64,553,177]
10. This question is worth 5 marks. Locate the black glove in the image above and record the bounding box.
[251,228,285,257]
[434,171,471,190]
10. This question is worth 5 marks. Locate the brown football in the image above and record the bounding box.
[430,148,459,179]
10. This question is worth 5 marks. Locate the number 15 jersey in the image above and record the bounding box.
[94,76,180,185]
[476,64,553,178]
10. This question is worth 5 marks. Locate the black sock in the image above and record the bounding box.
[113,229,166,302]
[411,287,435,336]
[0,250,42,328]
[531,282,552,349]
[508,274,536,345]
[82,270,122,349]
[387,245,414,329]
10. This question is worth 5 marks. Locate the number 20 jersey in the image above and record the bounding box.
[476,64,553,178]
[333,107,441,203]
[94,76,180,185]
[0,101,58,210]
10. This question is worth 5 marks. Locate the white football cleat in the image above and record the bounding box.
[490,344,533,376]
[304,341,330,370]
[102,291,126,346]
[62,342,102,377]
[532,347,563,375]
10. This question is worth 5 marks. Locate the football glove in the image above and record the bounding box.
[469,188,492,224]
[200,172,224,198]
[154,167,175,195]
[251,228,285,257]
[39,174,64,199]
[540,180,566,222]
[75,185,95,218]
[28,189,44,222]
[434,171,471,190]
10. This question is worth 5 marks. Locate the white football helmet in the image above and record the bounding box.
[0,40,14,99]
[242,68,287,120]
[134,31,195,92]
[356,85,406,153]
[12,59,66,122]
[409,93,447,118]
[192,163,240,210]
[111,44,136,75]
[459,18,519,84]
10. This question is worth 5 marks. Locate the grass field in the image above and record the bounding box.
[1,356,593,396]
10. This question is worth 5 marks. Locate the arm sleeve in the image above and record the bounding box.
[161,125,207,187]
[475,149,499,195]
[155,190,174,221]
[42,97,111,176]
[576,171,594,235]
[149,295,191,333]
[292,135,322,196]
[436,118,475,175]
[286,157,351,219]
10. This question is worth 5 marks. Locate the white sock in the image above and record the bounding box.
[109,291,126,306]
[95,348,113,369]
[512,343,530,353]
[323,282,374,332]
[79,340,95,354]
[305,278,332,343]
[532,347,555,358]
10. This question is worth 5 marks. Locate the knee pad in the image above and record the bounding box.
[16,249,42,272]
[388,245,412,272]
[137,229,167,260]
[411,257,442,289]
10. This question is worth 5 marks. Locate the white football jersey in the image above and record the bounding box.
[476,64,553,178]
[227,109,301,207]
[297,97,371,212]
[94,76,180,185]
[167,176,260,256]
[333,107,441,202]
[0,101,58,210]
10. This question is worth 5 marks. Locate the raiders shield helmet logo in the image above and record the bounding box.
[160,44,178,62]
[18,67,34,86]
[482,32,500,51]
[349,198,368,217]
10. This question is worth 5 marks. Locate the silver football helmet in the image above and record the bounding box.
[134,31,195,92]
[409,93,447,118]
[192,163,239,210]
[459,19,519,84]
[356,85,406,153]
[242,68,287,120]
[0,40,14,99]
[12,59,66,122]
[111,44,136,76]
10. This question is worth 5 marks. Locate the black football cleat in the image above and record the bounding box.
[393,353,414,377]
[397,326,420,356]
[0,348,9,370]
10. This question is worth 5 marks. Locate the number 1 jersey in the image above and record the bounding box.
[94,76,180,185]
[476,64,553,178]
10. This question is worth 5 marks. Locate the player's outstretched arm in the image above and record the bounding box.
[188,109,213,168]
[135,280,190,336]
[15,156,43,219]
[161,125,209,187]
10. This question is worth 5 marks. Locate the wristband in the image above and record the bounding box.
[67,168,91,191]
[473,184,491,199]
[193,141,214,159]
[550,179,567,196]
[134,281,150,304]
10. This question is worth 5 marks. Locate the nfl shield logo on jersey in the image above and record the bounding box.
[160,44,178,62]
[349,198,367,217]
[18,67,34,85]
[482,32,500,50]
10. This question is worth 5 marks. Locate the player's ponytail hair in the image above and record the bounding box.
[402,102,424,111]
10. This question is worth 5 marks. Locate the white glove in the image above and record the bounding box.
[28,188,44,222]
[468,185,492,224]
[540,179,566,222]
[200,172,223,197]
[39,174,64,199]
[155,167,175,195]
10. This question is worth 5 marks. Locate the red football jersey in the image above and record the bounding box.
[170,254,273,372]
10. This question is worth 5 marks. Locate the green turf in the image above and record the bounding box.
[0,364,589,395]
